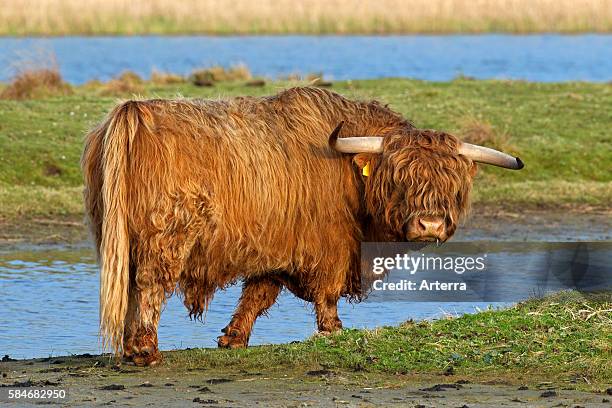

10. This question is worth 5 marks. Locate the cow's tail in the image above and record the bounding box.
[98,100,151,355]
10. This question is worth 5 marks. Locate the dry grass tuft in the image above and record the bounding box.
[99,70,144,96]
[458,116,515,152]
[189,64,252,86]
[523,291,612,327]
[150,70,185,85]
[115,70,143,85]
[0,67,72,100]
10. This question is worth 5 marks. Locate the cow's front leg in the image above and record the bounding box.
[282,271,343,334]
[314,293,343,334]
[123,283,164,367]
[218,275,282,349]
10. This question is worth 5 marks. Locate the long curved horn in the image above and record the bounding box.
[328,122,384,154]
[458,142,524,170]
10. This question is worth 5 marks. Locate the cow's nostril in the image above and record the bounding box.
[417,218,428,232]
[416,217,445,235]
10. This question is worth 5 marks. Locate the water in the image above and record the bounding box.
[0,247,499,359]
[1,234,610,359]
[0,35,610,84]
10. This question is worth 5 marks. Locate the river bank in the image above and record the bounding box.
[1,291,610,407]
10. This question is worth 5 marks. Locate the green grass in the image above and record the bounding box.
[165,291,611,390]
[0,78,610,219]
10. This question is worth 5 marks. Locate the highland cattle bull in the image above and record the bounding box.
[81,87,523,366]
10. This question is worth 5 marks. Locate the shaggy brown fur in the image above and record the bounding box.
[81,87,477,363]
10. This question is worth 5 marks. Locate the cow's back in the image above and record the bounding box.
[123,91,362,277]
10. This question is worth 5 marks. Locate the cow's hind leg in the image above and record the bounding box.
[123,221,200,365]
[122,281,165,367]
[122,277,139,361]
[218,275,282,349]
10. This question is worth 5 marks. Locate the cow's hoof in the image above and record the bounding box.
[122,345,135,362]
[217,335,248,349]
[316,324,343,336]
[132,350,162,367]
[217,328,248,349]
[317,320,343,335]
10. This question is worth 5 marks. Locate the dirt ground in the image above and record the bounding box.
[457,206,611,242]
[1,354,611,407]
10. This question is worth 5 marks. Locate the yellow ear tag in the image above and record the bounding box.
[362,162,371,177]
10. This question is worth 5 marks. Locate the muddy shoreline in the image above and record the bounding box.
[1,206,610,249]
[1,353,611,407]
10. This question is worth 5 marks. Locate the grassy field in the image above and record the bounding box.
[0,76,611,220]
[1,0,611,35]
[165,291,612,390]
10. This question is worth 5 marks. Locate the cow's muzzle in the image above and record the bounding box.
[406,216,448,243]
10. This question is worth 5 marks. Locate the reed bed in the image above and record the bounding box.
[0,0,610,35]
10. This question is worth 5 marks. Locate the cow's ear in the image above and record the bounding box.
[353,153,376,175]
[469,162,478,177]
